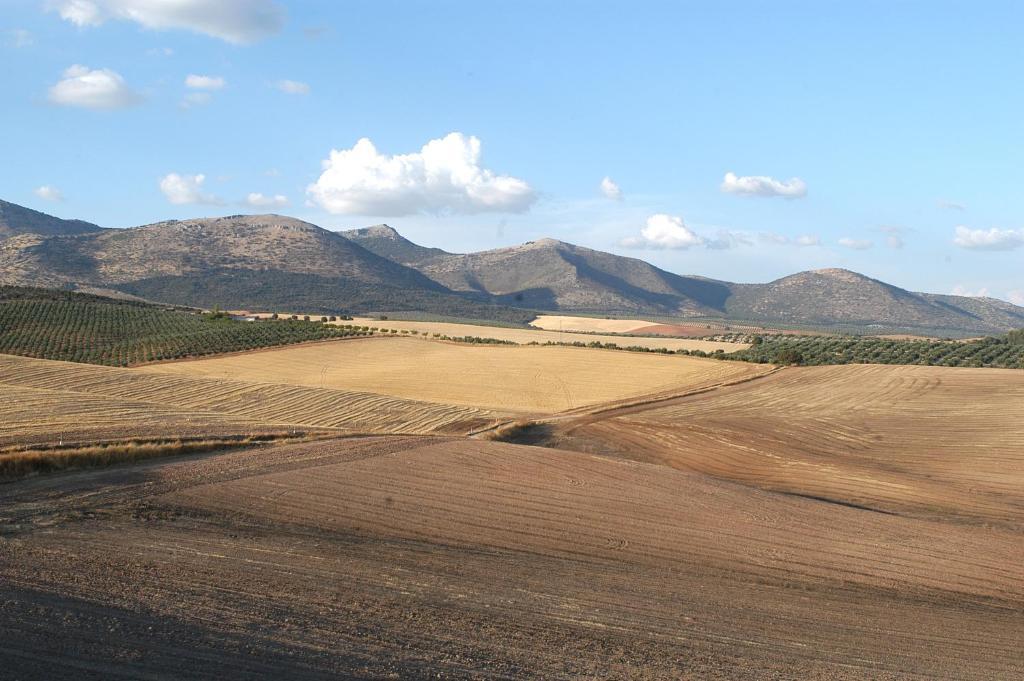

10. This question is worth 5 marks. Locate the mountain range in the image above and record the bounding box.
[1,198,1021,336]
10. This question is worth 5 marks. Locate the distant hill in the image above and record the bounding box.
[341,224,451,265]
[358,233,1024,335]
[0,208,532,323]
[724,269,1024,334]
[407,238,732,315]
[0,199,103,238]
[2,200,1022,335]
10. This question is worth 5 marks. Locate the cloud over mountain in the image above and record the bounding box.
[953,226,1024,251]
[159,173,222,205]
[307,132,536,216]
[621,214,705,249]
[600,176,622,200]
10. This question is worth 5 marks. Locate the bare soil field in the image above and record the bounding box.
[346,316,747,352]
[142,336,766,412]
[1,435,1020,679]
[0,354,498,441]
[549,364,1024,528]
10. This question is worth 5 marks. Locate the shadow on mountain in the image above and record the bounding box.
[492,287,560,310]
[116,269,535,324]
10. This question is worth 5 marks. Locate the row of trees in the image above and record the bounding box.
[728,332,1024,369]
[0,297,369,366]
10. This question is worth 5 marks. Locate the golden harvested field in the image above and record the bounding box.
[142,336,768,412]
[556,363,1024,527]
[1,436,1020,679]
[344,316,746,352]
[0,353,498,441]
[529,314,656,333]
[0,383,271,447]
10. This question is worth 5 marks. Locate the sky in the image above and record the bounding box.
[2,0,1023,303]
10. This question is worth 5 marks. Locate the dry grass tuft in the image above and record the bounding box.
[0,433,307,481]
[481,420,539,442]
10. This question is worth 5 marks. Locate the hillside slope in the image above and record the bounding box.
[341,224,451,265]
[0,209,532,322]
[0,199,103,239]
[726,268,1024,334]
[415,238,732,314]
[2,200,1021,334]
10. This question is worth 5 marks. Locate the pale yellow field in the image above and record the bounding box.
[141,336,768,413]
[0,354,498,441]
[341,317,745,353]
[530,314,655,333]
[0,383,270,446]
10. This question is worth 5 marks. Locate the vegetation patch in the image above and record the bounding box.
[725,332,1024,369]
[0,433,310,481]
[0,286,369,366]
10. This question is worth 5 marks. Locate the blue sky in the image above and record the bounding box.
[2,1,1022,302]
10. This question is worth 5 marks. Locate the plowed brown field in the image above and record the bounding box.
[553,363,1024,528]
[1,436,1020,679]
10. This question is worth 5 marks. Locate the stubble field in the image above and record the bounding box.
[343,316,747,352]
[0,353,499,444]
[141,336,766,412]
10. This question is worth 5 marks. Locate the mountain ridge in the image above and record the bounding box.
[0,199,104,239]
[1,200,1021,335]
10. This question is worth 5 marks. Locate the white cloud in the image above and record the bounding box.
[307,132,536,216]
[838,237,873,250]
[48,64,141,110]
[245,192,288,208]
[721,171,807,198]
[1007,290,1024,306]
[185,74,225,90]
[620,214,705,250]
[758,232,789,245]
[877,225,908,249]
[757,232,821,247]
[706,229,753,250]
[600,176,622,201]
[50,0,285,44]
[273,79,310,95]
[146,46,174,56]
[952,226,1024,251]
[179,92,211,109]
[34,185,64,202]
[54,0,103,26]
[159,173,222,205]
[952,285,990,298]
[938,199,966,211]
[6,29,33,48]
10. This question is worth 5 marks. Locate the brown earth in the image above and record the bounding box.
[1,353,1022,679]
[2,435,1021,680]
[543,364,1024,529]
